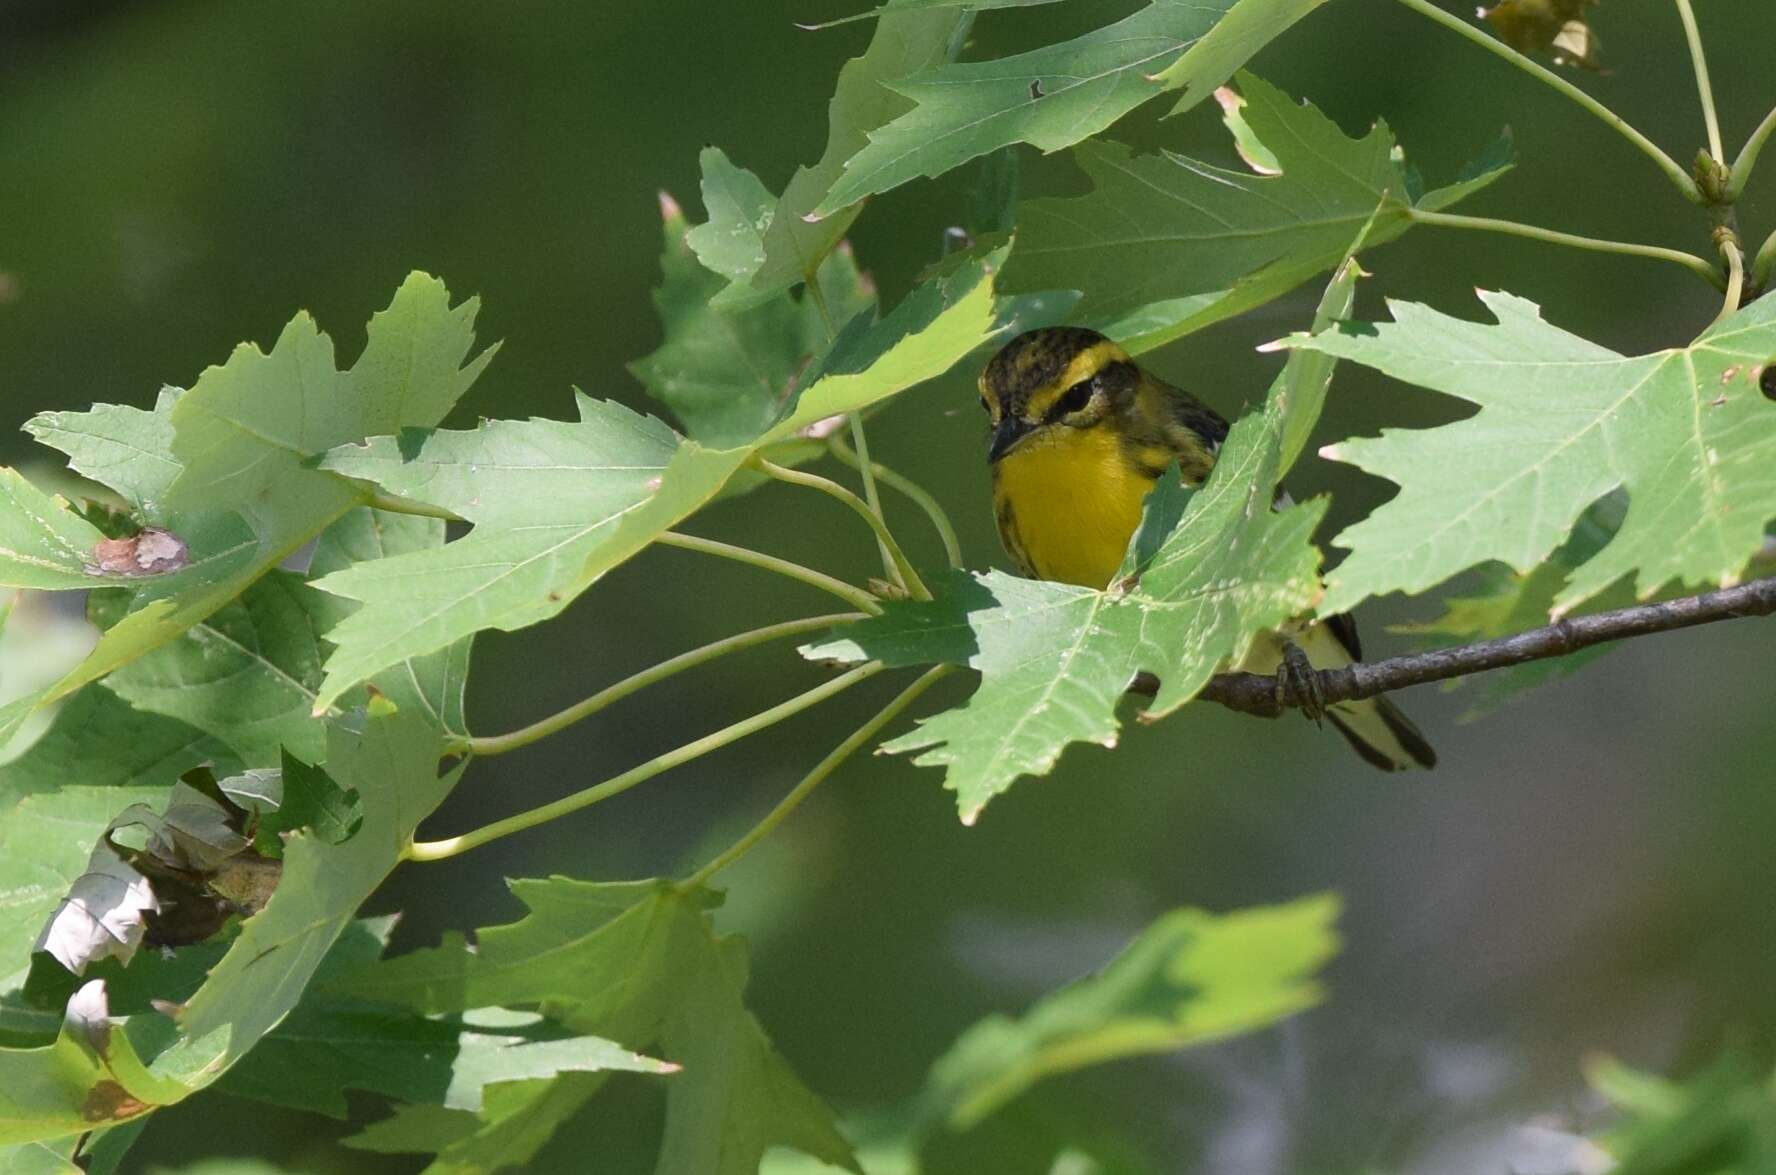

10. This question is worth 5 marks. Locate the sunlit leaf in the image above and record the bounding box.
[17,273,491,717]
[1149,0,1330,113]
[310,394,679,712]
[922,895,1338,1128]
[315,252,1000,711]
[1003,73,1510,353]
[1293,289,1776,615]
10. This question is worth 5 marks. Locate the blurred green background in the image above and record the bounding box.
[3,1,1774,1171]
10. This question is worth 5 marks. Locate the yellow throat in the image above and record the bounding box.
[991,423,1155,589]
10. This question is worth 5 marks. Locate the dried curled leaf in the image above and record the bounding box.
[1480,0,1601,69]
[32,756,361,974]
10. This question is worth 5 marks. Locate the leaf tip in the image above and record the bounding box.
[657,191,684,222]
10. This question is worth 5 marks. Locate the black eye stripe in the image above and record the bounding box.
[1046,379,1093,421]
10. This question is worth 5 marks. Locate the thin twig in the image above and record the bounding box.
[847,413,905,592]
[1140,576,1776,717]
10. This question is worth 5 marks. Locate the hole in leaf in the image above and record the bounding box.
[1760,365,1776,402]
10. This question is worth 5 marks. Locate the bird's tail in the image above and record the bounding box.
[1241,622,1437,772]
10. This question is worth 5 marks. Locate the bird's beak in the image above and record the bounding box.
[987,416,1033,463]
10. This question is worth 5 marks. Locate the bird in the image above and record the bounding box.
[978,325,1435,772]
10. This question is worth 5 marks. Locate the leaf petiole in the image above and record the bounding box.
[405,661,885,862]
[827,429,963,569]
[847,412,906,592]
[678,663,953,891]
[463,612,867,757]
[750,457,932,600]
[1728,106,1776,202]
[657,530,884,614]
[1752,226,1776,291]
[1389,0,1703,203]
[1715,237,1746,326]
[1407,207,1725,289]
[1674,0,1724,166]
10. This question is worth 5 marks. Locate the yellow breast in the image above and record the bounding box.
[991,425,1155,589]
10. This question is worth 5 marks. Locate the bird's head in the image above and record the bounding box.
[978,326,1139,463]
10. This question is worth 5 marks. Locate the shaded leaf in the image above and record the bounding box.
[717,7,972,306]
[922,896,1338,1129]
[814,0,1262,217]
[1003,73,1510,352]
[634,177,872,447]
[1293,289,1776,615]
[1150,0,1331,113]
[327,877,857,1175]
[0,688,228,971]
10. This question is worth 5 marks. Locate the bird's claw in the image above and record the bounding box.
[1274,640,1327,725]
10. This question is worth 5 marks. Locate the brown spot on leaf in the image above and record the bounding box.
[82,1080,149,1123]
[86,527,189,578]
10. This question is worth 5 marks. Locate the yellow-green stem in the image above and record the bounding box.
[1753,227,1776,289]
[365,491,462,522]
[1674,0,1724,165]
[827,431,963,569]
[751,457,931,600]
[657,530,882,614]
[1714,239,1745,326]
[463,612,864,757]
[1408,208,1725,289]
[678,664,953,891]
[1390,0,1702,203]
[1728,106,1776,201]
[406,662,884,862]
[847,412,905,592]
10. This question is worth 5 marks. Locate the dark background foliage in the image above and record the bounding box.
[2,1,1773,1170]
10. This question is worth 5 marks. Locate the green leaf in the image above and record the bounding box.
[136,710,461,1099]
[326,877,858,1175]
[310,394,679,712]
[0,687,227,972]
[307,506,474,739]
[1001,73,1510,353]
[921,896,1339,1129]
[718,7,972,306]
[315,252,1001,711]
[812,0,1317,217]
[18,273,492,718]
[0,979,187,1144]
[92,572,339,766]
[1585,1053,1776,1175]
[1149,0,1330,112]
[0,468,116,590]
[24,392,180,513]
[1391,497,1633,717]
[633,176,872,446]
[223,998,670,1120]
[247,750,363,852]
[1295,289,1776,615]
[803,0,1068,30]
[803,261,1357,818]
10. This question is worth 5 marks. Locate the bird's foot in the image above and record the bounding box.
[1274,640,1327,726]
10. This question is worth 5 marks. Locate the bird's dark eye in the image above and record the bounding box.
[1050,379,1094,420]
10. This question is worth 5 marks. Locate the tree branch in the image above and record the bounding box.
[1130,576,1776,717]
